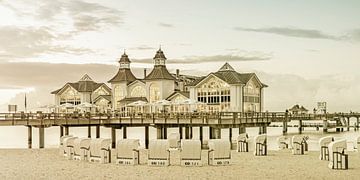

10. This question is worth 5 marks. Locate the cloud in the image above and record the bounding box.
[129,45,156,50]
[0,26,93,60]
[234,27,340,40]
[158,22,174,28]
[133,51,272,64]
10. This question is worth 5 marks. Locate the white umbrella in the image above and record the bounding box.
[154,99,171,106]
[77,102,98,108]
[59,103,74,108]
[127,100,148,107]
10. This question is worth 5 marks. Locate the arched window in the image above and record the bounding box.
[149,83,160,103]
[130,85,146,97]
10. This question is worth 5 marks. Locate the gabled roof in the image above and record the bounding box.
[166,91,190,100]
[108,68,137,83]
[51,75,110,94]
[144,65,176,80]
[93,95,112,103]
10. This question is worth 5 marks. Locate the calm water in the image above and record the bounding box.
[0,121,359,151]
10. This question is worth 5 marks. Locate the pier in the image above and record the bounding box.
[0,112,359,148]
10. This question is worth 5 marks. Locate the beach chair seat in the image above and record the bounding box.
[148,140,170,166]
[319,136,334,160]
[254,134,267,156]
[116,139,140,165]
[180,140,202,166]
[208,139,231,165]
[59,135,73,156]
[291,135,307,155]
[72,138,91,161]
[328,139,348,170]
[237,133,249,152]
[168,133,180,149]
[277,136,288,150]
[89,138,112,164]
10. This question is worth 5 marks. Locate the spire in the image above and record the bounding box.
[218,62,235,71]
[153,47,167,66]
[118,51,131,69]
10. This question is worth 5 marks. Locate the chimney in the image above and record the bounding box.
[144,68,147,78]
[176,69,180,78]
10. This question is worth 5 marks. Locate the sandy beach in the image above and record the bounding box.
[0,148,359,180]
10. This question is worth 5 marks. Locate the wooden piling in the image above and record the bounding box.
[27,126,32,149]
[347,117,350,131]
[87,126,91,138]
[96,125,100,138]
[283,112,289,134]
[357,117,359,131]
[214,128,221,139]
[239,126,246,134]
[298,120,303,134]
[179,127,183,139]
[209,127,214,139]
[185,127,190,139]
[39,126,45,149]
[157,127,162,139]
[145,126,149,149]
[60,126,64,138]
[111,127,116,148]
[229,128,232,149]
[323,120,328,132]
[199,126,203,145]
[189,127,193,139]
[65,126,69,135]
[123,126,127,139]
[163,126,167,139]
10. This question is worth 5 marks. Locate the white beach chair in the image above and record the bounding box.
[88,138,112,164]
[354,136,360,152]
[168,133,180,149]
[277,136,288,150]
[237,133,249,152]
[253,134,267,156]
[319,136,334,160]
[147,140,170,166]
[64,137,78,160]
[328,139,348,170]
[72,138,91,161]
[115,139,140,165]
[208,139,231,165]
[180,140,202,166]
[59,135,73,156]
[291,135,307,155]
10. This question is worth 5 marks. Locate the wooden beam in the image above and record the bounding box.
[111,127,116,148]
[60,126,64,138]
[123,126,127,139]
[145,126,149,149]
[87,126,91,138]
[39,126,45,149]
[28,126,32,149]
[96,125,100,138]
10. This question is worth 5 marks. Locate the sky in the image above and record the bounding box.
[0,0,360,112]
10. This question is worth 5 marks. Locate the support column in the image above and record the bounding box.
[229,128,232,149]
[323,120,328,133]
[357,117,359,131]
[214,128,221,139]
[96,125,100,138]
[185,127,190,139]
[157,127,162,139]
[258,126,263,134]
[179,127,183,139]
[111,127,116,148]
[189,127,193,139]
[283,112,289,135]
[239,126,246,134]
[39,126,45,149]
[298,120,303,134]
[28,126,32,149]
[347,117,350,131]
[145,126,149,149]
[60,126,64,137]
[199,126,203,146]
[163,127,167,139]
[123,126,127,139]
[65,126,69,135]
[87,126,91,138]
[209,127,214,139]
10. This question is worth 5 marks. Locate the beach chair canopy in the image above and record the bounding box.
[319,136,334,147]
[90,138,111,157]
[254,134,267,144]
[181,140,201,159]
[148,140,169,159]
[73,138,91,155]
[208,139,231,159]
[237,133,248,142]
[116,139,140,158]
[168,133,180,148]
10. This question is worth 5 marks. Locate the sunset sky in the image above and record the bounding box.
[0,0,360,112]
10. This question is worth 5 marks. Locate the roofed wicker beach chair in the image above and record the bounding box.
[291,135,308,155]
[254,134,267,156]
[180,139,202,166]
[88,138,112,164]
[59,135,73,156]
[319,136,334,160]
[115,139,140,165]
[354,136,360,152]
[237,133,249,152]
[168,133,180,149]
[72,138,91,161]
[277,136,288,150]
[63,136,78,160]
[147,140,170,166]
[328,139,348,170]
[208,139,231,165]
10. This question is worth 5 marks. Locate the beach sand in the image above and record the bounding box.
[0,148,359,180]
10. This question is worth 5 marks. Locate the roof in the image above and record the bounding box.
[144,65,176,80]
[119,53,131,63]
[108,68,137,83]
[93,95,112,103]
[166,91,190,100]
[187,63,267,88]
[154,48,167,59]
[51,75,110,94]
[118,97,148,104]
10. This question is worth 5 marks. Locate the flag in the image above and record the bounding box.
[25,93,27,112]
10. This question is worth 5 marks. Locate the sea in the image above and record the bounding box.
[0,120,359,151]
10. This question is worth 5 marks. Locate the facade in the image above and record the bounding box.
[51,74,112,113]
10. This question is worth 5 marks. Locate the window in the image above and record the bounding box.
[60,87,80,105]
[149,83,160,103]
[196,77,231,111]
[130,85,146,97]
